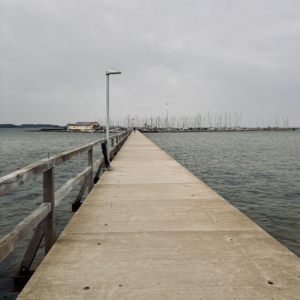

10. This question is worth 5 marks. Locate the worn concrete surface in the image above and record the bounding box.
[18,131,300,299]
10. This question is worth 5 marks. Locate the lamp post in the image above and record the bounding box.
[106,69,121,163]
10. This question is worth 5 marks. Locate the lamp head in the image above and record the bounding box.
[106,70,121,75]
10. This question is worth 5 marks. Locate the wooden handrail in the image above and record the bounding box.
[0,134,121,197]
[0,130,132,265]
[0,203,51,262]
[54,166,92,207]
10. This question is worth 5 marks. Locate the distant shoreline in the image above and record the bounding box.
[0,124,63,129]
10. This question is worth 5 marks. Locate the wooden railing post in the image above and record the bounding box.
[111,138,115,159]
[43,167,56,255]
[88,148,93,193]
[116,136,119,144]
[11,219,45,291]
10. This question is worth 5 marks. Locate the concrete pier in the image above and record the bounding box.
[18,131,300,299]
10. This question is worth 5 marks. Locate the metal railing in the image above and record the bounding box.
[0,130,132,290]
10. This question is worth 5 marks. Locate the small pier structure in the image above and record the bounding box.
[1,131,300,299]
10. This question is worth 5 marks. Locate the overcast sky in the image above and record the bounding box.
[1,0,300,126]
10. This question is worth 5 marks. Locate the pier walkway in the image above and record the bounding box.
[18,131,300,299]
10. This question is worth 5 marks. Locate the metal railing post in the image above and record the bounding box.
[43,167,56,255]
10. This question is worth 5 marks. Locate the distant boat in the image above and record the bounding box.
[110,128,123,133]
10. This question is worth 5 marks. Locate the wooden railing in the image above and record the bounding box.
[0,130,131,289]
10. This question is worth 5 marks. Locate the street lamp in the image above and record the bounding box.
[106,69,121,164]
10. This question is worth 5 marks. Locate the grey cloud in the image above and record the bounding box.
[1,0,299,126]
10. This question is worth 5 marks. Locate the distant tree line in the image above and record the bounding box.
[0,124,63,128]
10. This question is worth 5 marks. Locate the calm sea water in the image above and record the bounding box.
[0,128,300,299]
[144,130,300,255]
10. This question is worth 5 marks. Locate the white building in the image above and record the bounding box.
[67,122,100,131]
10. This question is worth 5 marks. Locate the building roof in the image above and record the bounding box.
[72,122,98,126]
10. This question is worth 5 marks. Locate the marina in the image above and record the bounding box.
[7,112,296,133]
